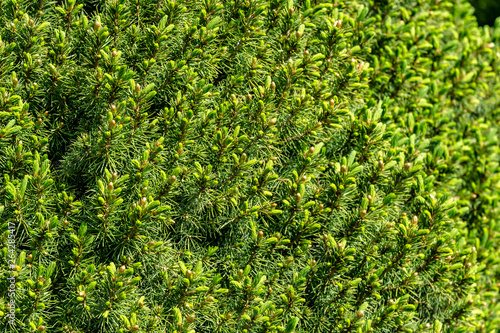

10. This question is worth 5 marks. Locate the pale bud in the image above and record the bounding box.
[356,310,364,319]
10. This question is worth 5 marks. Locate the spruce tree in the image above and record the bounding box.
[0,0,499,332]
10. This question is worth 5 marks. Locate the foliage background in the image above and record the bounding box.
[0,0,499,332]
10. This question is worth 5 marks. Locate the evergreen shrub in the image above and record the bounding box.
[0,0,499,332]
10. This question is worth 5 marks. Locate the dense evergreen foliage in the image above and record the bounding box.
[0,0,499,332]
